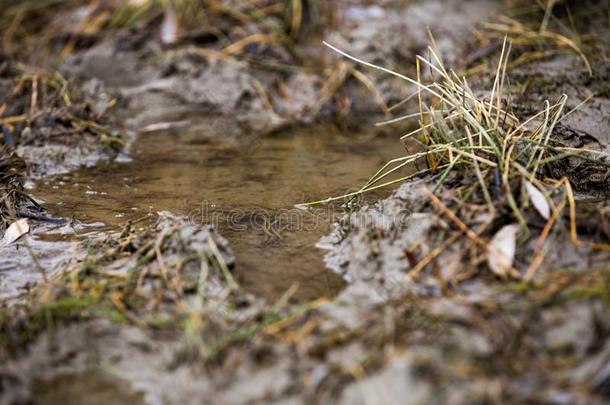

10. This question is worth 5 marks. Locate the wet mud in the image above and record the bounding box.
[59,0,501,135]
[1,0,610,404]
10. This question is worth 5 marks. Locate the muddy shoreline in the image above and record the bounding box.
[2,1,610,404]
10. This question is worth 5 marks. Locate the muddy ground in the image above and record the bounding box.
[1,0,610,404]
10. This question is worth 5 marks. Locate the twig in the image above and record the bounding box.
[422,186,521,279]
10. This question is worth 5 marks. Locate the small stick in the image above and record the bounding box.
[422,186,521,279]
[524,199,566,281]
[405,231,461,282]
[564,178,610,252]
[422,186,487,247]
[23,237,48,283]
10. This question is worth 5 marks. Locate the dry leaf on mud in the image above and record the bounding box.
[525,180,550,220]
[2,218,29,246]
[160,5,178,45]
[487,224,519,278]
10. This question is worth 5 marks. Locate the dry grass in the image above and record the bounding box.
[483,16,592,75]
[304,32,610,280]
[0,0,318,62]
[0,146,30,231]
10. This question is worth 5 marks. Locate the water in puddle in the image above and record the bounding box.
[33,125,408,301]
[32,372,146,405]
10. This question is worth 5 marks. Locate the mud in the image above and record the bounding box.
[1,0,610,404]
[512,55,610,145]
[507,54,610,196]
[315,180,610,403]
[0,61,124,178]
[59,0,502,136]
[0,223,85,302]
[312,4,610,402]
[4,208,609,403]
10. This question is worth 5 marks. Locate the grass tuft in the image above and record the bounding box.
[304,33,610,277]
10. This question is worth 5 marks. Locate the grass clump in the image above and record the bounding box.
[0,147,29,231]
[305,32,610,281]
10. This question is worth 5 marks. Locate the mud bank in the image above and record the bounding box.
[0,63,126,301]
[0,62,124,179]
[315,10,610,403]
[3,206,609,404]
[59,0,501,135]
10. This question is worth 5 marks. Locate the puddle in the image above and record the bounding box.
[33,125,409,301]
[32,372,145,405]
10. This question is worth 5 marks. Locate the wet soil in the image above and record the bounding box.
[56,0,501,137]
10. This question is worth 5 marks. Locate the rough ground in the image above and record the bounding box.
[0,61,124,178]
[0,0,502,311]
[59,0,501,136]
[317,5,610,402]
[1,0,610,404]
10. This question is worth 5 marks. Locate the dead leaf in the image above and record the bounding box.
[487,224,519,278]
[160,5,178,45]
[2,218,29,246]
[525,180,550,220]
